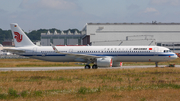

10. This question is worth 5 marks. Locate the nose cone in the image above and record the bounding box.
[171,53,178,60]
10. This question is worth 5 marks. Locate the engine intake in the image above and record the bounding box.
[97,58,113,67]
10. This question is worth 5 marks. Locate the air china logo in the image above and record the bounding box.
[14,32,23,43]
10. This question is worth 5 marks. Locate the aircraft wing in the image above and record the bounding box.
[51,44,101,60]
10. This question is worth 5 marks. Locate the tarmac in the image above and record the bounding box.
[0,65,179,71]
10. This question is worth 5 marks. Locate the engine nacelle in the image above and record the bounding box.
[97,58,113,67]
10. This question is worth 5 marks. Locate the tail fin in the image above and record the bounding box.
[10,23,35,47]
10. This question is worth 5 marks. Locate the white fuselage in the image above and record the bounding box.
[8,23,178,68]
[14,46,177,63]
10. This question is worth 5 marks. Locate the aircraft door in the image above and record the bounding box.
[154,47,158,56]
[33,48,37,56]
[69,49,73,53]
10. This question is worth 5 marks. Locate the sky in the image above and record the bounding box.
[0,0,180,32]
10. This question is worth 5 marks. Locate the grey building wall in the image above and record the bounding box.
[41,39,50,46]
[41,31,84,46]
[82,23,180,46]
[82,23,180,52]
[53,39,64,45]
[67,39,78,45]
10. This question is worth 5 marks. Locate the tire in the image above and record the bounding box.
[92,65,98,69]
[85,65,91,69]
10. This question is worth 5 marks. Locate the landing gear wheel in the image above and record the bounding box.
[85,65,91,69]
[92,64,98,69]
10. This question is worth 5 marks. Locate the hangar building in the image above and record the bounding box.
[41,30,84,46]
[82,22,180,53]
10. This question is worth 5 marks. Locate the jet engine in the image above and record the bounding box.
[97,58,113,67]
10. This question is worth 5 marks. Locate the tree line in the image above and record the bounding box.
[0,28,81,44]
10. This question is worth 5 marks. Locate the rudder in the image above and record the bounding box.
[10,23,35,47]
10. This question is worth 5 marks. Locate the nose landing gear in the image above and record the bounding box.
[155,62,158,67]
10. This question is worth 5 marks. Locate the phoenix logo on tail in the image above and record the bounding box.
[14,32,23,42]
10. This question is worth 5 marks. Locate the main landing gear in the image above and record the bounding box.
[85,64,98,69]
[85,65,91,69]
[92,64,98,69]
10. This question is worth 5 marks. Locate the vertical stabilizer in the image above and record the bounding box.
[10,23,35,47]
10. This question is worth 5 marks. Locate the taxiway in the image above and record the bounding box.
[0,65,179,71]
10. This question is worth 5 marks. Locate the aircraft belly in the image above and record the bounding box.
[29,56,172,62]
[113,56,170,62]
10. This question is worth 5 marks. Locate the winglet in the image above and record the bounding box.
[50,43,59,53]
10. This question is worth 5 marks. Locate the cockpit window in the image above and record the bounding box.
[164,50,171,53]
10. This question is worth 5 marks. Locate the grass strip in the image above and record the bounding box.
[0,83,180,100]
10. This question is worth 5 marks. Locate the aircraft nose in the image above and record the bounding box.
[171,53,178,59]
[175,54,178,59]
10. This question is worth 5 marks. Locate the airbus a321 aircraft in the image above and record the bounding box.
[5,23,178,69]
